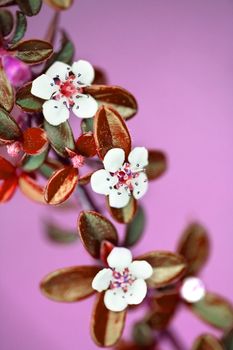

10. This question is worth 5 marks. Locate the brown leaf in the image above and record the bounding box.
[0,156,16,179]
[78,171,94,186]
[91,292,126,347]
[192,334,223,350]
[146,150,167,181]
[78,211,118,258]
[0,177,18,202]
[40,265,100,302]
[18,173,45,203]
[11,39,53,64]
[190,292,233,331]
[45,166,78,205]
[76,132,97,157]
[108,197,137,224]
[0,107,22,144]
[94,105,131,160]
[22,127,48,155]
[0,63,14,112]
[177,222,210,276]
[146,289,180,330]
[85,85,137,120]
[137,251,187,288]
[93,67,108,85]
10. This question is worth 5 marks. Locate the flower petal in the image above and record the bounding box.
[46,61,71,81]
[31,74,57,100]
[128,147,148,170]
[92,268,112,292]
[129,261,153,280]
[133,172,148,199]
[73,95,98,119]
[42,99,69,126]
[107,247,132,269]
[126,279,147,305]
[104,288,128,312]
[109,187,130,208]
[91,169,117,195]
[72,59,95,85]
[103,148,125,173]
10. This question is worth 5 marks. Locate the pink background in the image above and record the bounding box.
[1,0,233,349]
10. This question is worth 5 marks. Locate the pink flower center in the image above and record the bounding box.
[7,141,22,157]
[114,163,139,191]
[53,75,83,107]
[110,268,135,293]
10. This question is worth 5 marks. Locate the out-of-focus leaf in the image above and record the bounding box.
[94,105,131,160]
[0,0,15,7]
[0,108,22,143]
[16,82,44,112]
[39,158,62,179]
[0,177,17,202]
[93,67,108,85]
[190,292,233,331]
[0,9,13,37]
[18,173,45,203]
[132,321,154,348]
[137,251,187,288]
[78,210,118,258]
[85,85,137,120]
[46,30,74,67]
[44,120,75,157]
[22,127,48,155]
[124,206,145,247]
[15,0,42,16]
[22,148,48,172]
[221,328,233,350]
[44,221,78,244]
[44,0,73,10]
[177,222,210,276]
[91,292,126,347]
[192,334,223,350]
[0,155,16,179]
[108,197,137,224]
[0,63,14,112]
[11,40,53,64]
[76,132,96,157]
[146,289,180,330]
[100,240,114,265]
[9,11,27,45]
[40,265,100,302]
[81,117,94,133]
[146,150,167,181]
[44,166,78,205]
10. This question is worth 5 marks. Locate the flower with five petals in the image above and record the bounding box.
[91,147,149,208]
[31,60,98,126]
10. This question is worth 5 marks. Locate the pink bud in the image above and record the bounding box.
[71,154,85,168]
[7,141,22,158]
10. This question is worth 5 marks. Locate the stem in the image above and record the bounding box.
[161,329,187,350]
[78,185,102,213]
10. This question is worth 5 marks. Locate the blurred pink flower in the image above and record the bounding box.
[2,56,32,87]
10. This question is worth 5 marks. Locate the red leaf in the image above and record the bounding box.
[0,156,16,179]
[45,166,78,205]
[146,150,167,181]
[76,132,97,157]
[22,127,48,155]
[0,177,17,202]
[94,106,132,160]
[18,173,45,203]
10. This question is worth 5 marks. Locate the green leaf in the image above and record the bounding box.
[124,206,145,247]
[78,211,118,258]
[190,292,233,331]
[11,40,53,64]
[221,328,233,350]
[0,9,13,37]
[81,118,94,133]
[0,63,14,112]
[44,221,78,244]
[192,334,223,350]
[39,158,62,179]
[0,108,22,143]
[22,148,48,172]
[15,0,42,16]
[44,120,75,157]
[132,321,154,348]
[10,11,27,45]
[16,82,44,112]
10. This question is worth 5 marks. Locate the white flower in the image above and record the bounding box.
[180,277,206,303]
[92,247,153,312]
[31,60,98,126]
[91,147,149,208]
